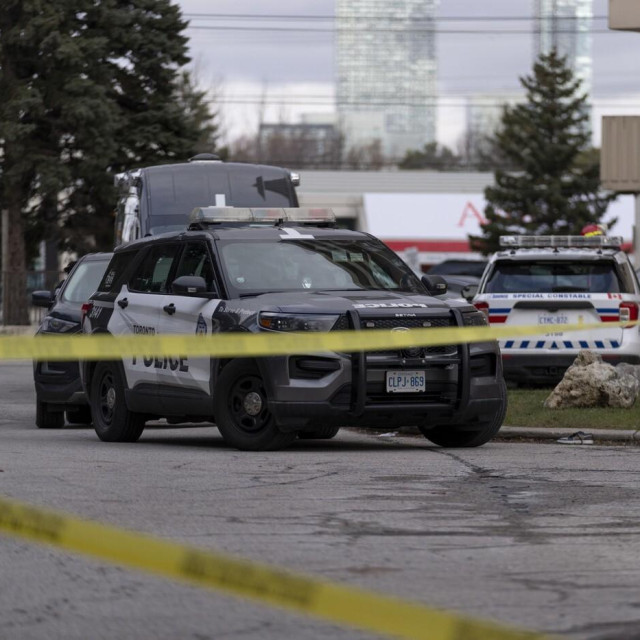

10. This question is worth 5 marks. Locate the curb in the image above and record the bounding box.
[394,426,640,443]
[498,426,640,443]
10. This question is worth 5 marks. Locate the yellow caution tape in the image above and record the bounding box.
[0,320,634,361]
[0,496,551,640]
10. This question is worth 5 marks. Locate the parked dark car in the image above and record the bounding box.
[440,275,480,301]
[31,252,112,428]
[427,259,488,278]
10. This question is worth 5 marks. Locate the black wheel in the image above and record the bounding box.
[65,406,92,425]
[213,360,296,451]
[90,362,145,442]
[420,378,508,448]
[36,400,64,429]
[298,426,341,440]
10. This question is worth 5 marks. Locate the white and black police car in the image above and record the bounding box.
[472,235,640,385]
[81,207,506,451]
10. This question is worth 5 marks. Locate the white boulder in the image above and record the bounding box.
[544,350,640,409]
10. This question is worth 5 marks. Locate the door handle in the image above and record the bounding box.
[163,303,176,315]
[117,298,128,309]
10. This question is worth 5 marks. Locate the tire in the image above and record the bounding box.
[213,360,296,451]
[90,362,145,443]
[298,426,341,440]
[420,378,508,448]
[36,400,64,429]
[65,406,92,425]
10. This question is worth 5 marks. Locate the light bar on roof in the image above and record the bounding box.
[190,207,254,224]
[499,235,623,249]
[282,208,335,223]
[189,207,336,225]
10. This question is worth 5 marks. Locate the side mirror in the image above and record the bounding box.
[461,284,478,302]
[421,275,448,296]
[31,290,55,308]
[171,275,217,297]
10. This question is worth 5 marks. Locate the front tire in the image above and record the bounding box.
[421,379,508,448]
[90,362,145,442]
[213,360,296,451]
[36,400,64,429]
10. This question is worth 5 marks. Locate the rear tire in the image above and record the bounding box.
[213,360,296,451]
[298,426,340,440]
[90,362,145,442]
[65,406,92,425]
[421,378,508,448]
[36,400,64,429]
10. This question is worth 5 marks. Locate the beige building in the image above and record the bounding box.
[608,0,640,30]
[601,0,640,263]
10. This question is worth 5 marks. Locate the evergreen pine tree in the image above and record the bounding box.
[0,0,222,323]
[0,0,117,323]
[64,0,222,254]
[469,50,615,254]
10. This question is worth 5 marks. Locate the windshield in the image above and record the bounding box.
[484,260,624,294]
[219,238,423,296]
[62,258,111,303]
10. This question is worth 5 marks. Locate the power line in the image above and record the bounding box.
[183,13,608,22]
[186,25,617,34]
[208,97,640,108]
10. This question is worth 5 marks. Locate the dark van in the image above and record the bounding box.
[114,154,299,245]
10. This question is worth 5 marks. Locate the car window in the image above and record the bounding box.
[173,243,217,292]
[484,260,625,294]
[129,244,180,293]
[219,238,422,295]
[62,258,110,303]
[228,169,296,207]
[98,251,136,293]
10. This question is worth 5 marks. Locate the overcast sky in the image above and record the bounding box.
[176,0,640,148]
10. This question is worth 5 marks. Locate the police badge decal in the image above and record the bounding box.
[196,313,208,336]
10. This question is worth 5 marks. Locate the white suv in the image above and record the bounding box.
[472,235,640,385]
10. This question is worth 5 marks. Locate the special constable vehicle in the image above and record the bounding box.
[472,235,640,385]
[81,208,507,451]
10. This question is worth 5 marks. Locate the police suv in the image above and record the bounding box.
[472,235,640,385]
[81,208,506,451]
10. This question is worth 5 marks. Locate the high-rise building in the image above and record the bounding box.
[534,0,593,101]
[336,0,438,161]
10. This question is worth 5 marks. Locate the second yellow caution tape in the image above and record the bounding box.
[0,320,633,361]
[0,495,551,640]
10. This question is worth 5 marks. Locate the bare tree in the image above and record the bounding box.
[344,140,386,170]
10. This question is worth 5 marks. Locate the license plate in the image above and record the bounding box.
[537,313,569,326]
[386,371,426,393]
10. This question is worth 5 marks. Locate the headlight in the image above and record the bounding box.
[462,310,488,327]
[258,312,340,332]
[40,316,78,333]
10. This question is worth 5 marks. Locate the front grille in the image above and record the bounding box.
[360,316,457,357]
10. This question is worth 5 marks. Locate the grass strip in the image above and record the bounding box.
[506,388,640,430]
